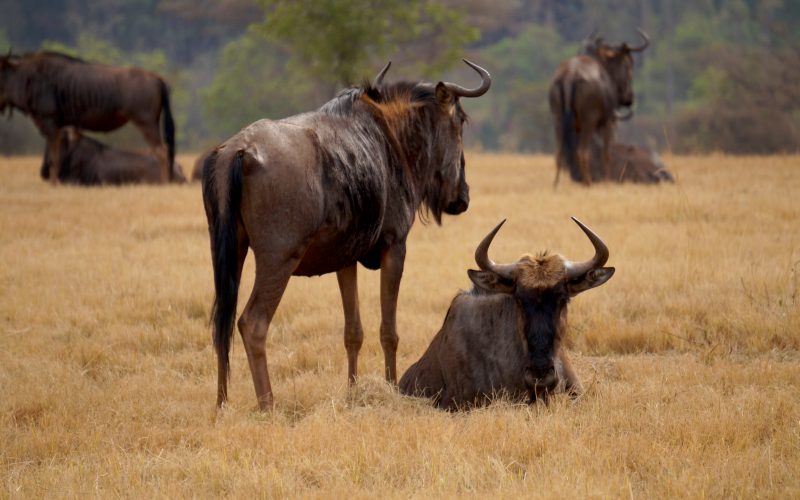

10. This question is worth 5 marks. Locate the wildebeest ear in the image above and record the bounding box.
[467,269,514,294]
[568,267,615,296]
[435,82,456,108]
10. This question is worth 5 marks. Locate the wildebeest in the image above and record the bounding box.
[0,50,175,183]
[549,29,649,185]
[590,141,674,184]
[202,60,491,410]
[191,147,215,182]
[39,128,185,185]
[399,218,614,410]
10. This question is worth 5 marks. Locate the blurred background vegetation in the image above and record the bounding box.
[0,0,798,154]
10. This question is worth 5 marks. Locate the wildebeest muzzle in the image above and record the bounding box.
[444,156,470,215]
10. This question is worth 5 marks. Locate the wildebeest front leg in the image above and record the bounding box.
[379,243,406,383]
[337,264,364,383]
[43,127,63,185]
[237,261,295,411]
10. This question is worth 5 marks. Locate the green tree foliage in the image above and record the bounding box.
[675,46,800,153]
[473,24,574,151]
[0,28,9,53]
[42,34,168,74]
[200,32,315,139]
[253,0,479,87]
[1,0,799,154]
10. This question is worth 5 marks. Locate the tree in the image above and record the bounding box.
[200,32,315,140]
[253,0,479,88]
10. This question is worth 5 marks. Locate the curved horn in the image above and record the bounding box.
[475,219,516,280]
[443,59,492,98]
[564,217,610,279]
[581,29,600,51]
[628,27,650,52]
[615,107,634,121]
[373,61,391,86]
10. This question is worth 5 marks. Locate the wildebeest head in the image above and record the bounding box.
[467,218,614,393]
[369,60,491,222]
[584,29,649,110]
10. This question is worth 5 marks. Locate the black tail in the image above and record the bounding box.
[40,143,50,180]
[559,80,580,181]
[159,79,176,181]
[202,150,244,379]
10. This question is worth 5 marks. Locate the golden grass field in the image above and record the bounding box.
[1,152,799,497]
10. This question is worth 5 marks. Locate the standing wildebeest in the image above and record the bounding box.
[0,51,175,183]
[549,29,649,185]
[40,128,186,185]
[203,60,491,410]
[399,218,614,410]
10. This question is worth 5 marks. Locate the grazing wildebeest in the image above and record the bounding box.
[202,60,491,410]
[589,141,674,184]
[39,128,186,185]
[0,50,175,183]
[549,29,649,185]
[399,218,614,410]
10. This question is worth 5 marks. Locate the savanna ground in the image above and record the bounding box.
[1,152,799,497]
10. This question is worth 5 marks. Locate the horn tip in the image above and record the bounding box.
[570,216,591,232]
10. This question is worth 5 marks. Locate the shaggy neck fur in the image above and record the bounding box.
[318,81,463,224]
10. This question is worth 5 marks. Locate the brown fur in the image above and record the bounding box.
[549,33,648,186]
[202,63,491,410]
[591,141,674,184]
[0,51,175,184]
[40,128,185,185]
[399,221,614,410]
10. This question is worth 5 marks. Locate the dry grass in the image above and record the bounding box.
[1,152,799,497]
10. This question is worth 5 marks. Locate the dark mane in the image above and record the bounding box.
[30,51,88,64]
[318,81,437,117]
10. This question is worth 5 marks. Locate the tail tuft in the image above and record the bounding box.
[559,81,580,181]
[159,79,176,181]
[202,150,244,377]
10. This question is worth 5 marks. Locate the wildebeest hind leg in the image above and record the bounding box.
[337,264,364,384]
[600,125,613,181]
[553,121,563,187]
[380,244,406,384]
[237,261,296,411]
[137,121,170,183]
[576,130,593,186]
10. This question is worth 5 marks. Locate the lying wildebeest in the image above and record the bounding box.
[0,50,175,183]
[549,29,649,185]
[593,141,674,184]
[399,218,614,410]
[203,60,491,410]
[191,147,215,182]
[40,128,186,185]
